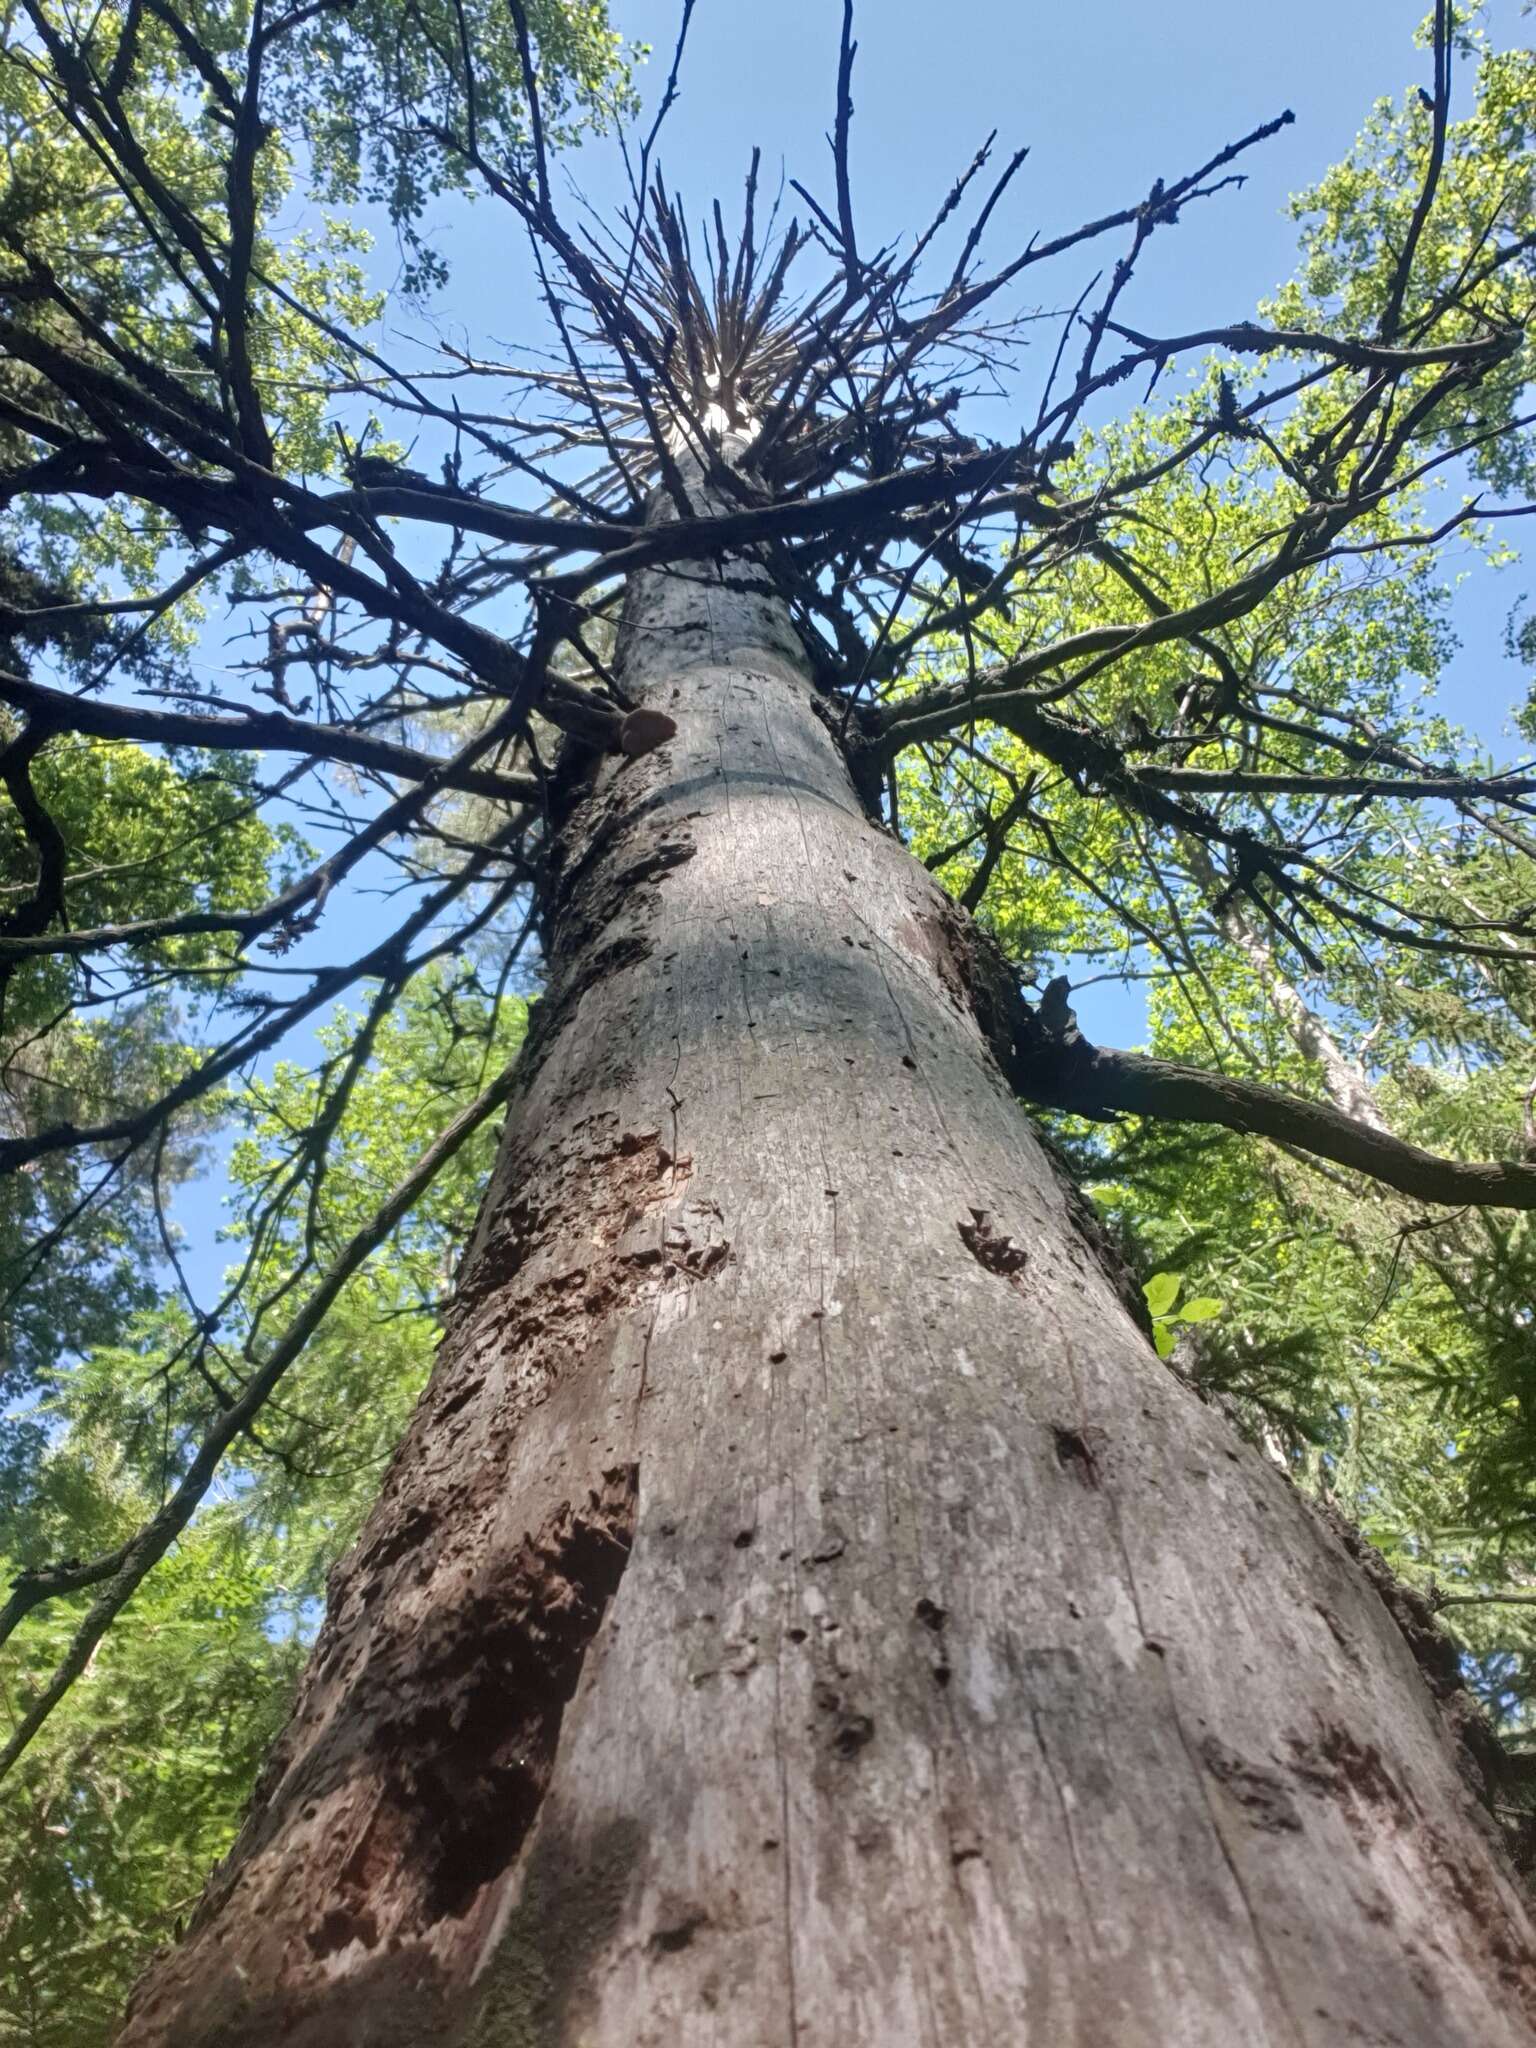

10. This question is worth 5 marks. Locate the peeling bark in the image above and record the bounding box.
[121,466,1536,2047]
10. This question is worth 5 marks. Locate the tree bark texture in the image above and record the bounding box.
[122,487,1536,2046]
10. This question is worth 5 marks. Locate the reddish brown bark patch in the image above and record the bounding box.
[1285,1716,1536,2030]
[460,1118,694,1313]
[331,1467,640,1946]
[1051,1424,1107,1489]
[1287,1724,1405,1816]
[1314,1499,1508,1809]
[619,705,678,757]
[895,902,972,1012]
[957,1207,1029,1280]
[120,1472,641,2048]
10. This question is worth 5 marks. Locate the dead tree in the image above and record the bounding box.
[5,3,1536,2040]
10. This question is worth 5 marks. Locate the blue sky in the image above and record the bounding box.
[421,0,1513,399]
[166,0,1532,1298]
[389,0,1528,759]
[436,0,1482,318]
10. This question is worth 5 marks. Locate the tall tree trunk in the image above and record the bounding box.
[1181,837,1390,1133]
[121,471,1536,2047]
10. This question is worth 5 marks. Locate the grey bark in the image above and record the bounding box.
[1181,836,1390,1134]
[120,468,1536,2046]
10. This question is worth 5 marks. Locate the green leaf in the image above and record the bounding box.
[1143,1272,1181,1320]
[1153,1321,1179,1359]
[1177,1297,1224,1324]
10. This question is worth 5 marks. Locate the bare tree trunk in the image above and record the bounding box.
[1181,837,1390,1133]
[120,480,1536,2047]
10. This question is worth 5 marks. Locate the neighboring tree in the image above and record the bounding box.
[5,3,1536,2042]
[0,738,293,1421]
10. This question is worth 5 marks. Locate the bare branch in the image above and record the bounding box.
[1009,999,1536,1212]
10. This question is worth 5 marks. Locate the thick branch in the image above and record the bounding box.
[1143,765,1536,802]
[1012,1016,1536,1211]
[0,670,540,804]
[0,725,68,940]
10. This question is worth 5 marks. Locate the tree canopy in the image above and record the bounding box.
[3,1,1536,2034]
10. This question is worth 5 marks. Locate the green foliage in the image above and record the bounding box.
[4,5,1535,2037]
[1142,1271,1223,1358]
[273,0,635,293]
[0,0,632,625]
[0,738,295,1408]
[0,965,525,2037]
[1273,11,1536,493]
[0,1477,305,2048]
